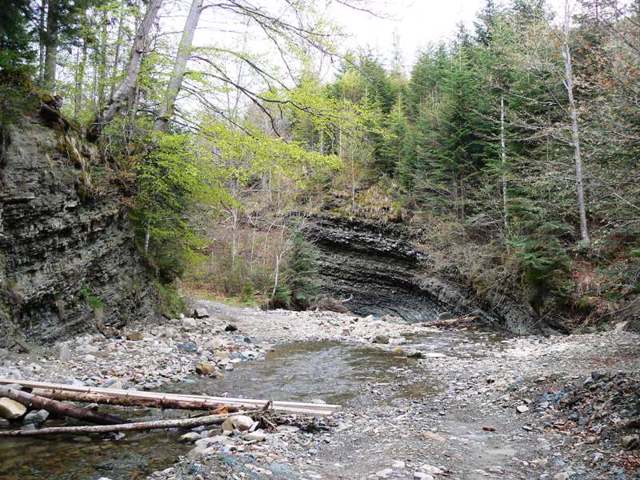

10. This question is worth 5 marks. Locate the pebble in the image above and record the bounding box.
[414,473,434,480]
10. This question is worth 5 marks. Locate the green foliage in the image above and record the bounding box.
[80,286,104,311]
[155,281,186,318]
[131,132,225,282]
[285,232,320,310]
[0,0,35,72]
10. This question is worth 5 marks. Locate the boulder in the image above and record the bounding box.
[0,398,27,419]
[372,335,390,345]
[179,432,202,443]
[23,409,49,426]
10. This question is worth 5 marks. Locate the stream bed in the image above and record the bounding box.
[0,340,429,480]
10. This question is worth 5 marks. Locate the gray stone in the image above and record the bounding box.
[622,434,640,450]
[179,432,202,443]
[414,474,434,480]
[516,405,529,414]
[23,409,49,426]
[372,335,390,345]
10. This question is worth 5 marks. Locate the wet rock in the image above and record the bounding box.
[179,432,202,443]
[195,361,216,376]
[225,324,238,332]
[0,398,27,419]
[193,308,209,319]
[622,434,639,450]
[23,409,49,426]
[372,335,390,345]
[406,350,424,359]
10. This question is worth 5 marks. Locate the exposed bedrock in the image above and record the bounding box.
[0,113,156,347]
[305,215,538,334]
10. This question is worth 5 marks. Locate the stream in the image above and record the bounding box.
[0,338,447,480]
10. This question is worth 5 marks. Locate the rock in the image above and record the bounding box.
[177,341,198,353]
[182,318,197,329]
[406,350,424,359]
[232,415,256,432]
[376,468,393,478]
[392,460,406,469]
[195,361,216,376]
[193,308,209,319]
[0,418,10,428]
[242,430,267,442]
[622,434,640,450]
[23,409,49,426]
[372,335,390,345]
[516,405,529,414]
[179,432,202,443]
[414,474,434,480]
[0,398,27,419]
[126,332,144,341]
[225,324,238,332]
[58,344,72,362]
[421,465,443,475]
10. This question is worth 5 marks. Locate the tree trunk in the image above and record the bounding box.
[500,95,509,231]
[87,0,163,141]
[562,0,590,246]
[32,389,237,412]
[96,11,109,111]
[38,0,46,84]
[0,412,245,437]
[154,0,204,131]
[74,38,87,118]
[109,1,127,101]
[0,387,126,425]
[43,0,59,92]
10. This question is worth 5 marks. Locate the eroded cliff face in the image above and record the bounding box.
[0,112,156,347]
[306,215,539,334]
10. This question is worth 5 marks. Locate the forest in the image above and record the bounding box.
[2,0,639,327]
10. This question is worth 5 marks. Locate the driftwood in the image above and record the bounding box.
[0,379,340,416]
[0,386,126,425]
[0,411,256,437]
[33,388,238,413]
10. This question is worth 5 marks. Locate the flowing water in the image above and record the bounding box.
[0,340,434,480]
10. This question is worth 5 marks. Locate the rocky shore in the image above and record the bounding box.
[0,301,638,479]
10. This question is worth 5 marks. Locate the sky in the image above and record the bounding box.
[329,0,567,68]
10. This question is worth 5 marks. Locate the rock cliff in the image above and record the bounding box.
[306,215,539,333]
[0,110,156,347]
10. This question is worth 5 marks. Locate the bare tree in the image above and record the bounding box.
[87,0,163,141]
[154,0,205,131]
[562,0,590,246]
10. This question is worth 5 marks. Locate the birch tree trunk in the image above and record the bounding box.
[87,0,163,141]
[154,0,204,131]
[562,0,590,246]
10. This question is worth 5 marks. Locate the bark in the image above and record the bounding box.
[109,1,127,101]
[96,11,109,111]
[154,0,204,131]
[0,387,126,425]
[562,0,590,246]
[74,38,87,118]
[0,412,246,437]
[87,0,163,141]
[43,0,59,91]
[38,0,46,83]
[33,389,237,412]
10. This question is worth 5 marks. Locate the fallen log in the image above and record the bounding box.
[33,388,238,413]
[0,411,256,437]
[0,386,126,425]
[0,379,340,415]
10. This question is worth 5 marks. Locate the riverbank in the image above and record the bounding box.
[0,302,639,479]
